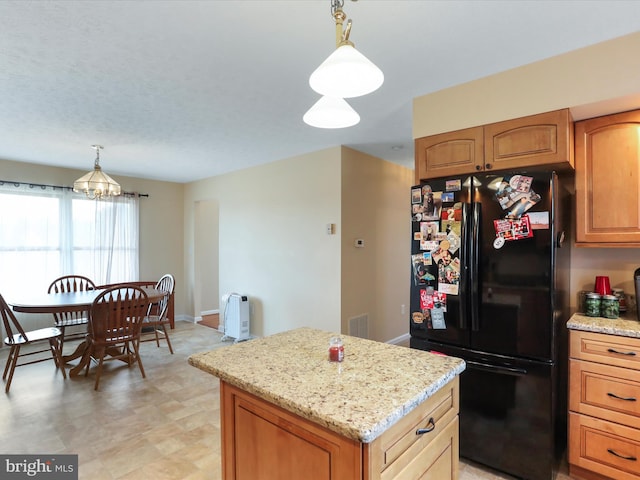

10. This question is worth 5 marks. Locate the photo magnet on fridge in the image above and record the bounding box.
[445,179,461,191]
[510,174,533,193]
[411,187,422,204]
[493,215,533,241]
[411,311,424,325]
[420,288,434,310]
[431,305,446,329]
[420,221,440,251]
[422,189,442,221]
[412,254,435,286]
[495,175,541,217]
[527,211,550,230]
[441,192,454,203]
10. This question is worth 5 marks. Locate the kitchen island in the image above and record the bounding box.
[189,327,465,480]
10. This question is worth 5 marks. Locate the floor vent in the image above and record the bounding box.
[348,314,369,339]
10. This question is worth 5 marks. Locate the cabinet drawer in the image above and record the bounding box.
[570,359,640,429]
[569,412,640,480]
[570,330,640,371]
[365,376,459,477]
[381,416,458,480]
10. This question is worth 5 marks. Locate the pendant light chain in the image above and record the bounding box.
[93,144,103,169]
[330,0,345,18]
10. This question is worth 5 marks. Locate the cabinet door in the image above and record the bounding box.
[575,109,640,246]
[221,381,362,480]
[414,127,483,181]
[484,109,573,171]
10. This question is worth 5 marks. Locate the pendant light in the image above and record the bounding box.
[303,96,360,129]
[304,0,382,129]
[309,0,383,99]
[73,145,121,199]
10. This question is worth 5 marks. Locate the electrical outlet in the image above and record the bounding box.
[401,304,406,315]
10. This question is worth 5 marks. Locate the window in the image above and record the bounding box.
[0,183,139,296]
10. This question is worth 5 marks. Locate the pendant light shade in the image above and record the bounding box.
[304,0,382,129]
[73,145,121,199]
[303,96,360,129]
[309,43,384,99]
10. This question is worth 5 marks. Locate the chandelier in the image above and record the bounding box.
[73,145,121,199]
[304,0,383,129]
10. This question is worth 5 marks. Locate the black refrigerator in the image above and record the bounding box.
[409,171,571,480]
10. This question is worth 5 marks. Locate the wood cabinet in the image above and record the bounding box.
[568,330,640,480]
[575,109,640,247]
[220,376,460,480]
[415,109,573,182]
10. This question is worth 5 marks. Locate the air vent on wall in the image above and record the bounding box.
[348,314,369,339]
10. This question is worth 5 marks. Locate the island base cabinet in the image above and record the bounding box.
[221,381,362,480]
[220,377,460,480]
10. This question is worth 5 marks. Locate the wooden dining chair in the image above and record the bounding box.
[85,285,150,391]
[47,275,96,352]
[140,274,175,354]
[1,293,67,393]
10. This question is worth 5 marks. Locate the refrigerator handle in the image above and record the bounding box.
[469,202,481,331]
[466,360,528,377]
[459,202,470,329]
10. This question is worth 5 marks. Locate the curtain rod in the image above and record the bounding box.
[0,179,149,198]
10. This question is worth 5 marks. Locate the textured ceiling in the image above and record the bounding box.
[1,1,640,183]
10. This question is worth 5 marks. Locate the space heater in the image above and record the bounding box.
[223,293,250,342]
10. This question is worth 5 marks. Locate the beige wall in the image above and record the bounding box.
[2,148,414,342]
[412,30,640,313]
[193,199,219,317]
[341,147,414,342]
[184,148,343,337]
[413,31,640,137]
[0,158,186,318]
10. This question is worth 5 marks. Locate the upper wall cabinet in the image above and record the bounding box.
[575,109,640,247]
[415,109,574,182]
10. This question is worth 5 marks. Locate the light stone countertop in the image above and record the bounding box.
[188,327,465,443]
[567,312,640,338]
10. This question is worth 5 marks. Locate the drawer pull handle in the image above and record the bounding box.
[607,348,637,357]
[416,417,436,435]
[607,392,637,402]
[607,449,637,461]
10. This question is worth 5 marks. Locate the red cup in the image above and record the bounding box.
[594,276,612,295]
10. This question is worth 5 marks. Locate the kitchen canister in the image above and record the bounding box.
[601,294,619,319]
[584,292,602,317]
[612,288,627,313]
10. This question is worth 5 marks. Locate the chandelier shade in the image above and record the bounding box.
[303,96,360,129]
[73,145,121,199]
[309,43,384,99]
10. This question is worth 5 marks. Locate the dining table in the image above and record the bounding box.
[8,286,165,376]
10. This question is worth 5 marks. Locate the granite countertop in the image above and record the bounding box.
[188,327,465,444]
[567,312,640,338]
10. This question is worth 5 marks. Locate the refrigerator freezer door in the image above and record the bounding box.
[410,338,561,480]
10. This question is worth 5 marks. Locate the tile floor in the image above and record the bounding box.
[1,322,572,479]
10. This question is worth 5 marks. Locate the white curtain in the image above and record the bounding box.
[0,182,139,296]
[86,193,139,285]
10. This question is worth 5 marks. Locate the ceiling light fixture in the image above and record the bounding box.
[73,145,121,199]
[309,0,384,98]
[303,0,383,129]
[303,96,360,129]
